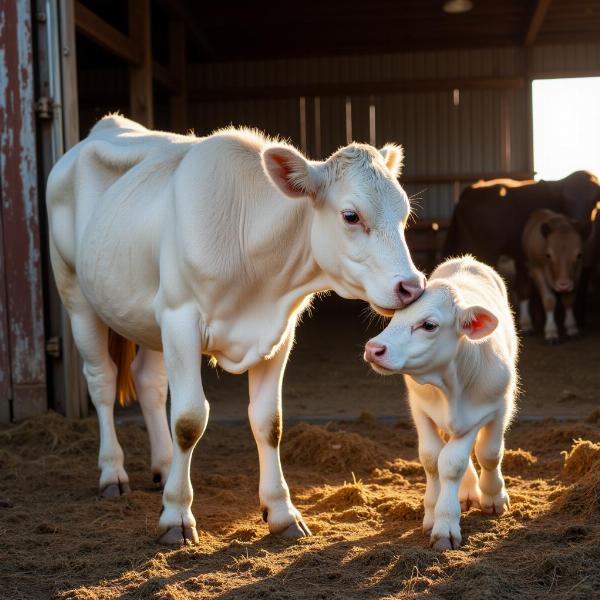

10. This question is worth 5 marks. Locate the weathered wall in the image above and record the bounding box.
[0,0,47,421]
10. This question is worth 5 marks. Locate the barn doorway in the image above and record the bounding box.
[532,76,600,180]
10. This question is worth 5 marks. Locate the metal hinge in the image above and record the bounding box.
[46,336,62,359]
[35,96,53,119]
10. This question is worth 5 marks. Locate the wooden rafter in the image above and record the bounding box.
[74,1,141,65]
[524,0,553,46]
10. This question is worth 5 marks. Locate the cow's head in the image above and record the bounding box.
[363,282,498,377]
[541,218,583,293]
[562,171,600,238]
[262,142,425,313]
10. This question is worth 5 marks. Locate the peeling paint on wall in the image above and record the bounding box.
[0,0,47,420]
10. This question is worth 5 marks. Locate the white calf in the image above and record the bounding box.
[364,256,518,550]
[46,114,425,544]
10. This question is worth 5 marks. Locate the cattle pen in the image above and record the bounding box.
[2,1,600,598]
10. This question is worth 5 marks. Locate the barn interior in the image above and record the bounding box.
[3,2,600,598]
[33,0,600,423]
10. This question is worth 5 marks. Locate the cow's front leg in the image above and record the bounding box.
[158,306,209,545]
[248,330,310,538]
[431,428,479,550]
[411,407,444,535]
[531,270,558,343]
[475,417,510,516]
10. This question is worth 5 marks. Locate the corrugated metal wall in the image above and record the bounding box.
[77,42,600,220]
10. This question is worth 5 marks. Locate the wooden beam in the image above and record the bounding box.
[169,19,187,132]
[189,76,527,103]
[74,1,141,65]
[524,0,552,46]
[401,172,533,186]
[129,0,153,127]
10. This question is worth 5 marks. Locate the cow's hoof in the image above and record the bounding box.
[101,482,130,498]
[277,520,312,539]
[431,537,455,551]
[158,525,199,546]
[544,337,560,346]
[519,328,534,337]
[567,332,581,341]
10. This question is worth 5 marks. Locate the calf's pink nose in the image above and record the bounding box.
[396,276,426,306]
[365,341,387,363]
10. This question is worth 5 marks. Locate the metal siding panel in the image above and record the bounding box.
[0,0,47,420]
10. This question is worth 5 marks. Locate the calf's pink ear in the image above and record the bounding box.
[262,145,320,200]
[460,305,498,341]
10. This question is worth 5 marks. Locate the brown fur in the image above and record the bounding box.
[269,414,282,448]
[175,416,204,452]
[107,330,137,406]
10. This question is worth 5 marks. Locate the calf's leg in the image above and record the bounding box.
[458,458,482,511]
[431,428,479,550]
[411,407,444,535]
[475,418,510,515]
[531,270,558,343]
[562,291,580,339]
[70,309,129,497]
[132,348,172,487]
[158,306,209,545]
[248,329,310,538]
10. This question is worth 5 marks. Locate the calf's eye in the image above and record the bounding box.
[342,210,360,225]
[421,321,438,332]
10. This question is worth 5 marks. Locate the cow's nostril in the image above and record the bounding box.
[374,345,386,357]
[396,282,411,299]
[365,341,387,361]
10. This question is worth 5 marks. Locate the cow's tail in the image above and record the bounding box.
[108,330,138,406]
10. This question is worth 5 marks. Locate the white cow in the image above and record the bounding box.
[46,114,425,544]
[364,256,518,550]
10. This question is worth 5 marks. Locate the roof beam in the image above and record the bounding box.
[524,0,553,46]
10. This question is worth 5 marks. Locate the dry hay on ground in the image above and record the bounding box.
[1,412,600,599]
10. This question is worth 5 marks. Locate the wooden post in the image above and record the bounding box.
[169,18,187,133]
[129,0,153,127]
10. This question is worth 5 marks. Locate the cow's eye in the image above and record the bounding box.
[421,321,438,332]
[342,210,360,225]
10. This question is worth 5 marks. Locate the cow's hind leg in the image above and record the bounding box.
[248,328,310,539]
[70,309,129,497]
[132,348,172,487]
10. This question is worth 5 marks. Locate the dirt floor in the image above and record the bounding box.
[2,297,600,599]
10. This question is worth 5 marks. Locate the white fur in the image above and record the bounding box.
[46,114,424,540]
[365,256,518,549]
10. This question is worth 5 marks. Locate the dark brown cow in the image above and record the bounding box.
[443,171,600,324]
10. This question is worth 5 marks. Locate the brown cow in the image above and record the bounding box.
[520,209,583,343]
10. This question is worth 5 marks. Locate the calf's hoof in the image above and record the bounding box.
[544,336,560,346]
[460,497,481,512]
[481,492,510,516]
[158,525,199,546]
[101,482,130,498]
[431,537,455,551]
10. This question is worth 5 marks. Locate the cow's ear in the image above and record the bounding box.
[541,223,552,238]
[262,145,321,200]
[379,144,404,178]
[459,305,498,341]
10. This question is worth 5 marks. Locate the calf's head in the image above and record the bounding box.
[262,142,425,313]
[363,282,498,377]
[541,218,583,293]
